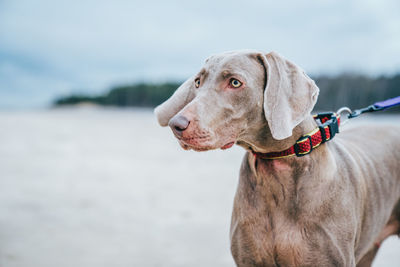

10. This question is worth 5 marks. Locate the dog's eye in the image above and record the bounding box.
[195,78,200,88]
[230,79,242,88]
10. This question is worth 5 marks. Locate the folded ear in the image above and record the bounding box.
[258,52,319,140]
[154,78,195,126]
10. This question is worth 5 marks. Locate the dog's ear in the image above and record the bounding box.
[154,78,195,126]
[258,52,319,140]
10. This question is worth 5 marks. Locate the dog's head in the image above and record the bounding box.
[154,50,319,151]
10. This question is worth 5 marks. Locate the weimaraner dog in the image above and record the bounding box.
[154,50,400,266]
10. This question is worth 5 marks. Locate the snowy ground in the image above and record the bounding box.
[0,108,399,267]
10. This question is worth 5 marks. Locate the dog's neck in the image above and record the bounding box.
[236,115,330,216]
[237,115,318,154]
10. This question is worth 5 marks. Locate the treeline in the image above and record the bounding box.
[54,83,179,107]
[314,74,400,112]
[54,74,400,112]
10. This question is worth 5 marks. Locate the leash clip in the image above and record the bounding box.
[336,107,352,126]
[348,105,383,118]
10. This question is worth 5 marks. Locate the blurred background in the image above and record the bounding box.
[0,0,399,266]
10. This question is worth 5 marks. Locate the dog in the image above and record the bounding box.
[154,50,400,266]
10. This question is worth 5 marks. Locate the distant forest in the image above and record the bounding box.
[54,74,400,112]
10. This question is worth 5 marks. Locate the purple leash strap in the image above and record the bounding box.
[373,96,400,109]
[346,96,400,118]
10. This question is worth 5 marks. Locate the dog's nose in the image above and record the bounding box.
[169,115,190,137]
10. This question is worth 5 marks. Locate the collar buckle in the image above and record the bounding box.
[316,112,339,141]
[327,115,339,139]
[322,114,339,140]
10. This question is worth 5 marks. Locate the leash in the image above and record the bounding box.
[338,95,400,125]
[253,96,400,160]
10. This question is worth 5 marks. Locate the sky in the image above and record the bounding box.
[1,0,399,108]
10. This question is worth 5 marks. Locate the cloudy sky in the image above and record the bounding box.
[1,0,399,108]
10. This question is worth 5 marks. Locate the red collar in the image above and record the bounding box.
[253,113,340,160]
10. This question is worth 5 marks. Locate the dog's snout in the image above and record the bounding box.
[169,115,190,137]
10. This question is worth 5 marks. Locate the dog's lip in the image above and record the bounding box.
[177,136,235,151]
[177,136,213,151]
[179,141,214,151]
[221,141,235,150]
[178,135,211,143]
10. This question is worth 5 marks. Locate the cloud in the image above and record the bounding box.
[0,0,399,108]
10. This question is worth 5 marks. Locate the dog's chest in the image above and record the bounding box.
[273,226,310,266]
[231,216,310,266]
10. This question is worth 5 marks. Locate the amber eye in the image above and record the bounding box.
[230,78,242,88]
[195,78,200,88]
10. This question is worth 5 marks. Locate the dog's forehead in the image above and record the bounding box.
[203,50,260,73]
[205,50,254,64]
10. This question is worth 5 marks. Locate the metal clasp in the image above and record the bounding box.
[336,107,352,126]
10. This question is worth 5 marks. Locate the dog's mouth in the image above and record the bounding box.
[177,136,211,151]
[181,144,212,151]
[178,138,236,151]
[221,141,235,150]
